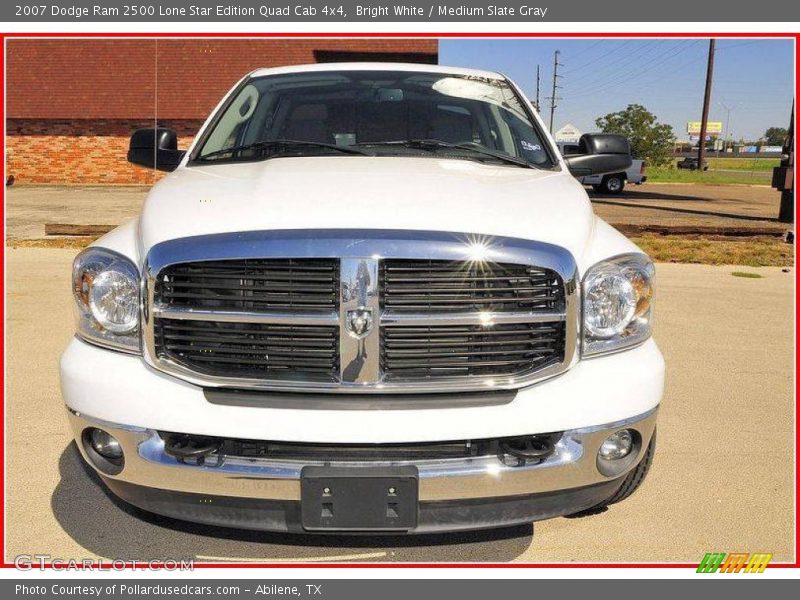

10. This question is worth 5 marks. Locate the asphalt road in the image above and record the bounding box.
[5,248,795,564]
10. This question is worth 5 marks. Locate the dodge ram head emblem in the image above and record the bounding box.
[346,308,374,338]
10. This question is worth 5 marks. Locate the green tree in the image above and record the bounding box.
[764,127,788,146]
[595,104,675,167]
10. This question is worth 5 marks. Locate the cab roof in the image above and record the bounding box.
[248,62,505,81]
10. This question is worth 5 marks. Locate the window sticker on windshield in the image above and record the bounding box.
[521,141,542,152]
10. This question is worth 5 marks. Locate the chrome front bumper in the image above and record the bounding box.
[67,407,657,505]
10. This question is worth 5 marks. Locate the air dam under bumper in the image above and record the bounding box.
[67,408,657,534]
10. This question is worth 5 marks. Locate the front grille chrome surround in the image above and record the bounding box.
[142,229,579,394]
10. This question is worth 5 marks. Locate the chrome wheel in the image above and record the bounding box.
[603,175,624,194]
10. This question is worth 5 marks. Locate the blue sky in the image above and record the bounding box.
[439,38,794,142]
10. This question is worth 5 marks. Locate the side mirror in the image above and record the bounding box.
[563,133,632,177]
[127,128,186,172]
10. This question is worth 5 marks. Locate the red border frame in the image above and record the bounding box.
[1,30,797,571]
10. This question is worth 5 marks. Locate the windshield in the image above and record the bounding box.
[193,70,554,168]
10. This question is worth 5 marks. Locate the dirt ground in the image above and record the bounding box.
[4,182,788,243]
[590,182,786,231]
[4,247,794,564]
[6,185,147,240]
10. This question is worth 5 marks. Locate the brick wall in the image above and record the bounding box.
[5,39,438,184]
[6,119,200,185]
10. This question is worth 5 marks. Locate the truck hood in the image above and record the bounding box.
[139,156,595,258]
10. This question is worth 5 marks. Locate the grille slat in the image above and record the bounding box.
[160,334,336,348]
[386,349,555,359]
[158,258,339,312]
[154,318,339,380]
[384,326,562,338]
[158,322,335,337]
[382,259,563,312]
[385,294,561,305]
[386,285,555,293]
[163,344,335,357]
[160,291,337,304]
[386,339,559,349]
[382,322,565,379]
[166,281,336,292]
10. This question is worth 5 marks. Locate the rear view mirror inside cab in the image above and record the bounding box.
[375,88,404,102]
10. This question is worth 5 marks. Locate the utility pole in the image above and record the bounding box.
[534,65,541,112]
[547,50,563,133]
[697,39,716,169]
[773,100,794,223]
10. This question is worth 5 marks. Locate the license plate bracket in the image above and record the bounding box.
[300,466,418,532]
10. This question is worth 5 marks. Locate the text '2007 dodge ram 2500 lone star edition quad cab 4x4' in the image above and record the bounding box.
[62,63,663,534]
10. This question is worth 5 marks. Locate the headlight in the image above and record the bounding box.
[582,253,654,356]
[72,247,141,352]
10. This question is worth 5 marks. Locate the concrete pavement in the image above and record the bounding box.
[4,248,795,563]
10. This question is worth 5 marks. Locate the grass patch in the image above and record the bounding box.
[647,166,771,186]
[706,157,779,172]
[731,271,764,278]
[631,234,794,267]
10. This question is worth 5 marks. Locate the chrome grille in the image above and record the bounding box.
[143,230,578,393]
[382,260,563,312]
[157,258,338,312]
[382,322,565,379]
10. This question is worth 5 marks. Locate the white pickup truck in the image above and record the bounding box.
[558,141,647,194]
[62,63,663,534]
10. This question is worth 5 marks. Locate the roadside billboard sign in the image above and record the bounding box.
[687,121,723,136]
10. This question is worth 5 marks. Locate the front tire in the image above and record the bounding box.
[600,174,625,194]
[569,430,656,516]
[603,430,656,506]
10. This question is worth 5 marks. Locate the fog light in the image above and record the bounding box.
[599,429,633,460]
[89,428,123,460]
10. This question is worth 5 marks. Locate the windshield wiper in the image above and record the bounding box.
[197,139,372,162]
[353,139,537,169]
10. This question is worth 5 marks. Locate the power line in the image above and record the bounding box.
[564,40,770,97]
[565,40,702,98]
[595,41,708,97]
[566,40,696,96]
[564,39,605,61]
[561,40,664,93]
[563,38,756,99]
[561,41,634,75]
[716,39,771,52]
